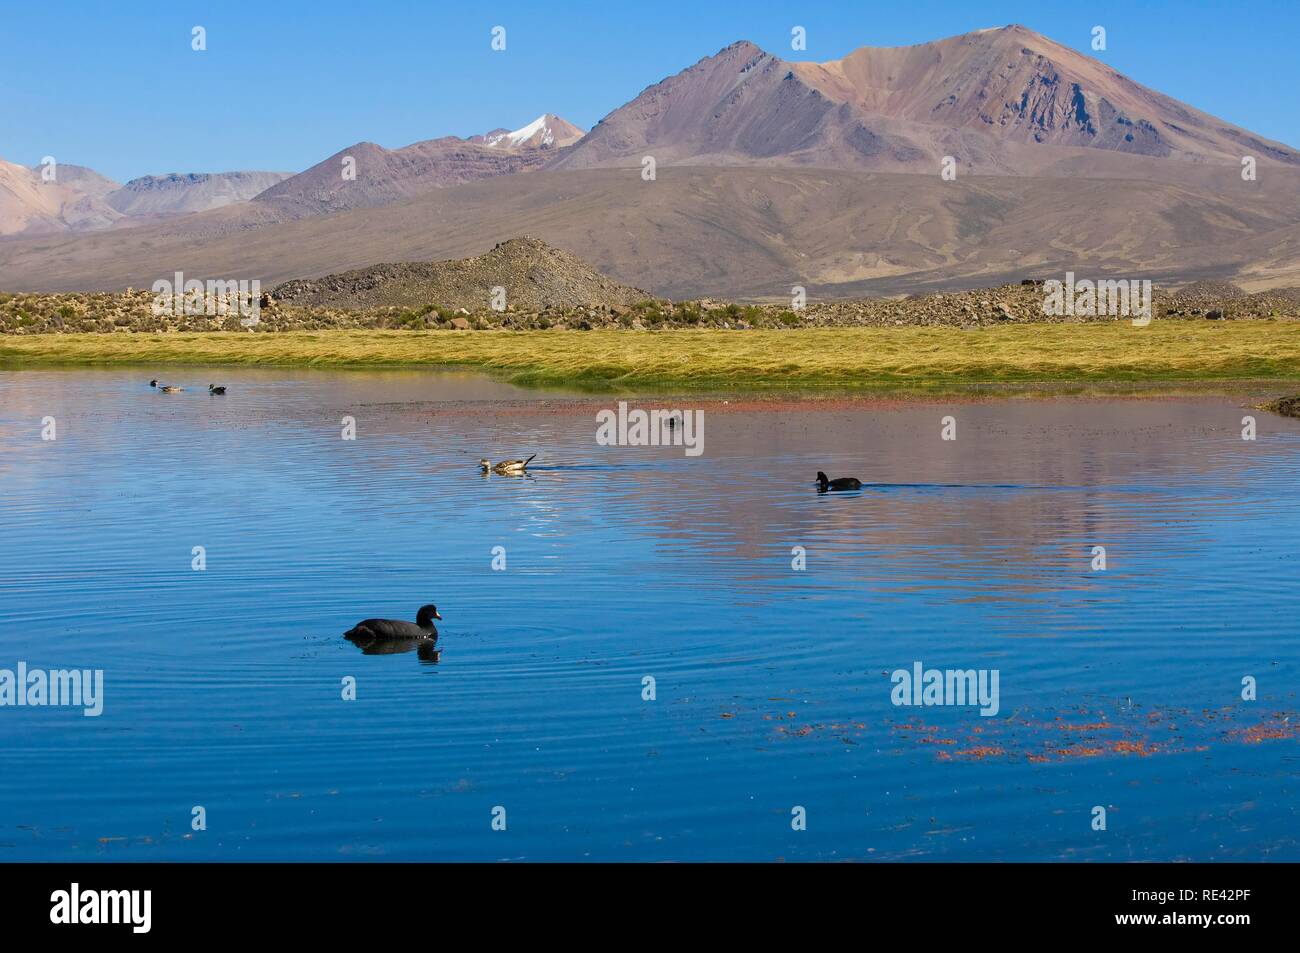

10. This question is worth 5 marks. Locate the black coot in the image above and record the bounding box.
[344,604,441,640]
[816,471,862,492]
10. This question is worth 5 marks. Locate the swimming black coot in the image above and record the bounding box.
[344,604,441,640]
[816,471,862,492]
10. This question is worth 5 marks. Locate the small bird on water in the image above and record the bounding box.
[344,604,441,640]
[209,384,227,395]
[480,454,537,475]
[816,471,862,492]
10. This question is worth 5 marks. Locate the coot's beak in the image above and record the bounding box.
[434,610,443,620]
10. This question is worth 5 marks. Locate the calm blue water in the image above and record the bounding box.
[1,368,1298,861]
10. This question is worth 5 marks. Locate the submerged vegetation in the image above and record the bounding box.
[5,322,1300,389]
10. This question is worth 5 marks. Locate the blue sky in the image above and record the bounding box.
[3,0,1298,182]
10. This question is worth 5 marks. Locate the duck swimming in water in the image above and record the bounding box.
[159,384,184,393]
[209,384,227,395]
[816,471,862,492]
[481,454,536,475]
[344,604,441,640]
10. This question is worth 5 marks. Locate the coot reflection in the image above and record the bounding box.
[344,632,441,663]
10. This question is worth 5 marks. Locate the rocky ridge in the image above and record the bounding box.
[4,275,1296,335]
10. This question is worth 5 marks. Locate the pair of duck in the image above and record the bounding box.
[150,380,226,394]
[479,454,535,475]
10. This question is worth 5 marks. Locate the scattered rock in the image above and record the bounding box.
[4,276,1299,335]
[1262,395,1300,418]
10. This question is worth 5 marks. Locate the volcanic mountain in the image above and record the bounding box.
[478,114,585,150]
[270,236,647,312]
[253,114,585,217]
[556,25,1300,173]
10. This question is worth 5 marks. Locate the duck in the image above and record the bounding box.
[208,384,227,395]
[481,454,536,475]
[149,379,158,387]
[159,384,184,393]
[344,604,441,640]
[816,471,862,492]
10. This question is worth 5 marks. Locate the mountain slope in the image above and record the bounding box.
[551,40,933,170]
[0,159,289,235]
[271,236,646,311]
[0,159,124,236]
[252,138,552,216]
[53,164,122,200]
[482,114,584,149]
[255,115,584,217]
[556,26,1300,173]
[106,171,293,216]
[793,25,1299,164]
[5,166,1300,297]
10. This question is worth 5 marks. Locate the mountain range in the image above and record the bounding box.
[0,160,293,237]
[2,25,1298,297]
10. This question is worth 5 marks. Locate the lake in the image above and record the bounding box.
[1,368,1298,861]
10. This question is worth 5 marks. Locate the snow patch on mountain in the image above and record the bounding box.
[485,114,584,150]
[489,115,552,148]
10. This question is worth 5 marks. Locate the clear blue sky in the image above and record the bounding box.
[3,0,1298,182]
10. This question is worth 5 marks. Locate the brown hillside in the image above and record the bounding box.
[269,237,650,311]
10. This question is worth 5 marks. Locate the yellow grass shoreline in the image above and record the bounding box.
[4,323,1300,391]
